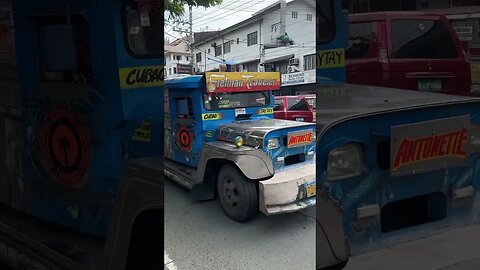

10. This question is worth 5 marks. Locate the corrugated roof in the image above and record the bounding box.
[165,40,190,54]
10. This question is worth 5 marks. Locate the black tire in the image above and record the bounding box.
[217,164,258,222]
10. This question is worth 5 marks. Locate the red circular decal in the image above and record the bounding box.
[40,108,90,186]
[176,126,193,152]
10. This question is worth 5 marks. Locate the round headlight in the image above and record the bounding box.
[234,136,244,148]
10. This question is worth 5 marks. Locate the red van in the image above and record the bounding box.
[346,12,472,96]
[273,96,314,123]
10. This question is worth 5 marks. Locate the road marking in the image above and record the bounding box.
[165,251,178,270]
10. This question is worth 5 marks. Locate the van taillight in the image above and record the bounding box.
[377,22,389,64]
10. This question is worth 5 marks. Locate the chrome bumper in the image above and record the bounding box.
[258,162,316,215]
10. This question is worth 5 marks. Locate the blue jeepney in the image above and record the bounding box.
[316,1,480,269]
[0,0,164,268]
[164,72,316,222]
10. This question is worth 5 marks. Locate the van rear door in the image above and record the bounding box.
[386,14,471,95]
[346,21,386,86]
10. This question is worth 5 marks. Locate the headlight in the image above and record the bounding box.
[234,136,244,148]
[267,138,280,149]
[327,143,364,181]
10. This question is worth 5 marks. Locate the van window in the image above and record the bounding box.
[274,99,283,111]
[391,20,458,59]
[346,22,373,59]
[287,98,309,111]
[317,0,335,43]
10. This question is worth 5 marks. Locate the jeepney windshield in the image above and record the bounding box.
[124,0,163,58]
[203,91,270,110]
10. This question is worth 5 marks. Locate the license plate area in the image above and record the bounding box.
[418,79,442,92]
[390,116,471,176]
[296,117,305,122]
[305,181,316,198]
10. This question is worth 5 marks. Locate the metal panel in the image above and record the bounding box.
[391,115,471,177]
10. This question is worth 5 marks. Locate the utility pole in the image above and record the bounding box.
[171,7,194,75]
[189,5,194,75]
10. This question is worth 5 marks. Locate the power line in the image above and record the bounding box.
[192,0,281,21]
[193,1,267,25]
[191,17,313,47]
[192,1,314,27]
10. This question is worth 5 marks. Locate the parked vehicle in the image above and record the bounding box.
[317,2,480,270]
[346,11,472,96]
[164,72,316,222]
[273,96,314,122]
[430,6,480,94]
[302,94,316,122]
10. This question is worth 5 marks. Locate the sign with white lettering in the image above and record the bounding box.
[281,70,316,86]
[453,23,473,41]
[177,64,192,74]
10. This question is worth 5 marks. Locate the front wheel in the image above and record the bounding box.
[217,165,258,222]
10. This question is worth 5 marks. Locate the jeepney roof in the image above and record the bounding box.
[316,84,480,126]
[165,75,204,89]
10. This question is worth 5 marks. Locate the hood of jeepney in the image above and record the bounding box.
[216,119,315,147]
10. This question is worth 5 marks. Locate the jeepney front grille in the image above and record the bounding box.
[285,153,306,166]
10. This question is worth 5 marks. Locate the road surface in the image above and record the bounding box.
[345,224,480,270]
[164,178,315,270]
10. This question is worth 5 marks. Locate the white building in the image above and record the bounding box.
[164,38,194,79]
[192,0,316,94]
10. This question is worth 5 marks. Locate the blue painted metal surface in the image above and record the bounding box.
[317,101,480,255]
[317,0,347,84]
[12,0,164,237]
[315,0,480,260]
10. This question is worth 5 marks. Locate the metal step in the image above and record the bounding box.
[164,159,198,190]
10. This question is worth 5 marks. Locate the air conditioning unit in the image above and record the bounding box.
[289,58,300,65]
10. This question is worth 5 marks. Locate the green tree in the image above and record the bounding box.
[166,0,223,18]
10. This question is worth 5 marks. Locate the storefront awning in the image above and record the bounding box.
[263,54,294,64]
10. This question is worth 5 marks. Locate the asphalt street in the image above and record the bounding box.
[345,224,480,270]
[164,176,480,270]
[164,177,315,270]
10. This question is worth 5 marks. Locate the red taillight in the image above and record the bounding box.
[377,22,389,64]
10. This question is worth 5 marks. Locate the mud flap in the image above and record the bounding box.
[316,188,349,269]
[190,178,216,201]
